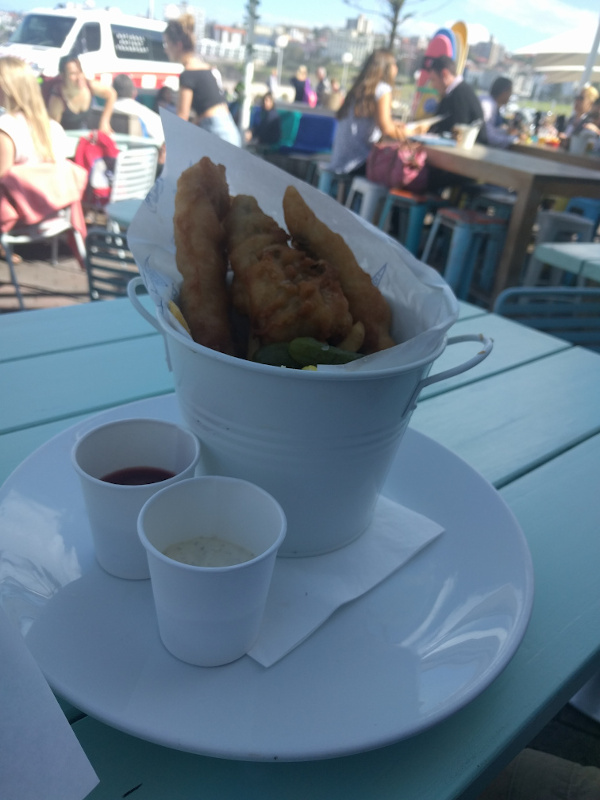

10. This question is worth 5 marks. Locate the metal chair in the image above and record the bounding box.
[493,286,600,352]
[3,206,86,310]
[85,228,139,301]
[522,210,595,286]
[105,146,159,231]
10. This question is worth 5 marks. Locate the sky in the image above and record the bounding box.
[4,0,600,53]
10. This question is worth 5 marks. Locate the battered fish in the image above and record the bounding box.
[225,194,288,314]
[173,158,234,354]
[240,244,353,346]
[226,194,352,348]
[283,185,395,354]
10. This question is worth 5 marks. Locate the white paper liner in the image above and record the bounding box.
[248,495,444,667]
[0,607,99,799]
[127,111,459,373]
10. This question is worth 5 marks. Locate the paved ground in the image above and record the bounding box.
[0,243,91,313]
[2,245,600,778]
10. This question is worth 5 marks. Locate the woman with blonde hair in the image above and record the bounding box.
[560,84,600,147]
[328,49,406,176]
[0,56,67,176]
[163,14,241,146]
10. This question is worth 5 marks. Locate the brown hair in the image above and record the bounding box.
[58,54,83,78]
[337,49,397,120]
[0,56,56,161]
[164,14,195,53]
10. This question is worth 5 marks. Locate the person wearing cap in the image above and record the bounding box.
[479,77,520,149]
[425,55,487,144]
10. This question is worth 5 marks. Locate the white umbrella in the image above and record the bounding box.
[515,17,600,86]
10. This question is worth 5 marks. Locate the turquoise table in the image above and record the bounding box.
[533,242,600,284]
[2,298,600,799]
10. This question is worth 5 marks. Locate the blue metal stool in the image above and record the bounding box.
[316,164,353,203]
[470,190,516,220]
[565,197,600,231]
[377,189,450,256]
[345,177,389,224]
[421,207,507,299]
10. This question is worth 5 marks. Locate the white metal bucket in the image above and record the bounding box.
[129,278,492,557]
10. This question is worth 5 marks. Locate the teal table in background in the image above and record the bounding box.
[1,298,600,800]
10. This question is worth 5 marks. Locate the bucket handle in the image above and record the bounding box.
[402,333,493,416]
[128,276,162,332]
[128,277,173,371]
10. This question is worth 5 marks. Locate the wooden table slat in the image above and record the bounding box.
[1,337,174,435]
[421,312,571,399]
[411,345,600,486]
[0,296,158,364]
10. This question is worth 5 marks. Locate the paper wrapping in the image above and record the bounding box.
[127,111,459,373]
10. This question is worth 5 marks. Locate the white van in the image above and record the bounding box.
[0,7,182,91]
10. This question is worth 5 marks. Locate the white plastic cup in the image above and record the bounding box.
[72,418,201,580]
[137,476,287,667]
[453,122,480,150]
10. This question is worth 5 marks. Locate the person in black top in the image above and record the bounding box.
[47,56,116,134]
[419,55,487,193]
[163,14,241,146]
[426,56,487,144]
[291,65,312,104]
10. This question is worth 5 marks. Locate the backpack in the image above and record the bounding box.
[74,131,120,207]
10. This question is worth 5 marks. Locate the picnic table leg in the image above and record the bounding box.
[491,179,543,304]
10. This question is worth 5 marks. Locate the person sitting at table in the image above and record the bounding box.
[162,14,241,147]
[46,55,116,135]
[0,56,87,264]
[327,49,407,179]
[425,56,487,144]
[112,74,165,145]
[581,96,600,136]
[0,56,68,175]
[420,55,487,193]
[244,92,281,150]
[479,77,520,149]
[559,84,599,148]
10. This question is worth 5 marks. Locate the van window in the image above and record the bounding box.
[111,25,169,62]
[72,22,101,55]
[9,13,76,48]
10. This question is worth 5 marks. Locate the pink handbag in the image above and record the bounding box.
[366,141,429,193]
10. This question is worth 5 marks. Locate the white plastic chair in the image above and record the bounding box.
[105,146,158,231]
[2,206,86,310]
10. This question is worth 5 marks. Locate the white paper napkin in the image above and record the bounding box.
[0,607,99,800]
[248,495,444,667]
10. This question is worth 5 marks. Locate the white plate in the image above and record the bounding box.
[0,395,534,762]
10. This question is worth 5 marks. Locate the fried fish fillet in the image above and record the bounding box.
[240,243,353,346]
[173,157,234,354]
[282,185,395,354]
[226,193,353,347]
[225,194,289,314]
